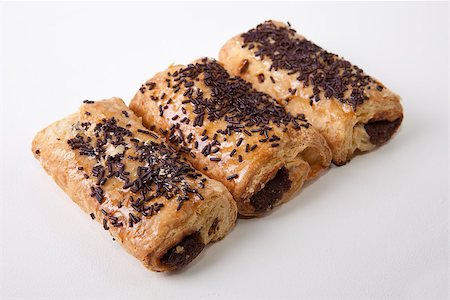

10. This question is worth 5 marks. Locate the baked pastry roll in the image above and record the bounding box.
[219,20,403,165]
[130,58,331,217]
[32,97,237,272]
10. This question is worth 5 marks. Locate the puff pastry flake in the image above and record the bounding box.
[219,20,403,165]
[32,98,237,272]
[130,58,331,217]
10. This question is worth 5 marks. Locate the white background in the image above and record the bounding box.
[0,2,448,299]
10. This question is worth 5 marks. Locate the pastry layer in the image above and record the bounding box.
[219,20,403,165]
[32,98,237,272]
[130,58,331,217]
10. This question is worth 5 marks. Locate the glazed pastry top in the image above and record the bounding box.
[34,98,216,237]
[132,58,315,188]
[32,98,237,271]
[238,20,391,111]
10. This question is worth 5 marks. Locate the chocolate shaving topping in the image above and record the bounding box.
[241,21,374,109]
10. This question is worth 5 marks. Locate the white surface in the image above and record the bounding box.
[0,2,448,299]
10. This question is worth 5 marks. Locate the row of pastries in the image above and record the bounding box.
[32,20,403,271]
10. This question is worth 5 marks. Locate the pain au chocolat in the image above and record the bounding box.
[219,20,403,165]
[32,98,237,272]
[129,58,331,217]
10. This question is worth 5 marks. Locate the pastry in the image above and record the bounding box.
[32,97,237,272]
[129,58,331,217]
[219,20,403,165]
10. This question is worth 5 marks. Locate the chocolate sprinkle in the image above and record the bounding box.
[67,115,208,230]
[142,58,309,173]
[240,59,250,74]
[103,219,109,230]
[269,76,275,83]
[146,82,156,90]
[241,21,374,109]
[257,73,265,83]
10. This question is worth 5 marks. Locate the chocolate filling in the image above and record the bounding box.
[364,118,402,145]
[160,233,205,268]
[250,167,292,212]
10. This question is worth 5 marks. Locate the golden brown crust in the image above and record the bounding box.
[129,58,331,217]
[219,20,403,165]
[32,97,237,272]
